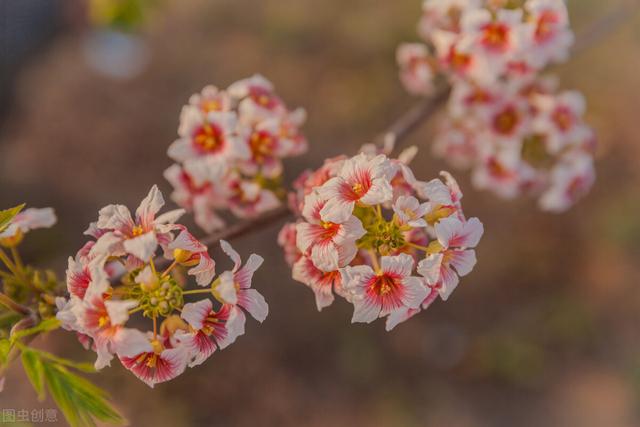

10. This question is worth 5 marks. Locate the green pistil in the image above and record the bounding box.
[134,276,184,319]
[355,206,407,256]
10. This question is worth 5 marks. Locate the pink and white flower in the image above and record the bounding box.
[91,185,184,261]
[539,153,595,212]
[397,43,435,95]
[417,216,483,300]
[116,329,188,388]
[340,253,429,324]
[176,300,245,367]
[393,196,429,228]
[0,207,56,242]
[296,192,366,272]
[167,227,216,286]
[71,258,138,369]
[292,255,344,311]
[318,153,395,223]
[525,0,574,66]
[168,107,248,163]
[215,240,269,323]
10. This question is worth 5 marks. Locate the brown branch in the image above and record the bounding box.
[200,205,292,247]
[571,0,638,56]
[0,292,32,317]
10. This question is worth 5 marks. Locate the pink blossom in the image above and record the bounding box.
[296,192,365,272]
[340,253,429,324]
[215,240,268,323]
[318,153,395,223]
[117,329,188,388]
[417,216,483,300]
[176,300,244,367]
[0,207,56,242]
[91,185,184,261]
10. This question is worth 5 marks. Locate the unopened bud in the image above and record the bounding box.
[0,229,24,248]
[140,276,160,292]
[173,248,197,266]
[160,315,189,336]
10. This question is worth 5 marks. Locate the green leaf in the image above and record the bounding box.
[0,338,11,365]
[21,348,45,400]
[33,347,96,373]
[0,204,25,234]
[42,361,126,427]
[10,317,60,342]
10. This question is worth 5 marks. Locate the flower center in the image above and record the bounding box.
[371,274,397,296]
[352,183,365,196]
[535,11,558,42]
[131,225,145,237]
[250,87,278,109]
[194,123,223,152]
[487,157,514,179]
[482,23,509,51]
[493,106,519,135]
[98,315,110,328]
[201,100,221,113]
[134,275,184,318]
[249,131,276,164]
[449,48,471,70]
[552,108,574,132]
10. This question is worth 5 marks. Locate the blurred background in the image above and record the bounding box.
[1,0,639,425]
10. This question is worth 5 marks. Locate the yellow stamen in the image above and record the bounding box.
[98,315,110,328]
[131,226,144,237]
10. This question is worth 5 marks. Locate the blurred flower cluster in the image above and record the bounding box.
[57,186,268,387]
[280,146,483,330]
[397,0,595,212]
[0,207,58,320]
[165,74,308,232]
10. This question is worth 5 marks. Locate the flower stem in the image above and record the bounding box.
[368,250,381,273]
[149,257,158,276]
[406,241,440,255]
[0,248,19,277]
[128,306,144,315]
[182,289,212,295]
[10,247,24,272]
[162,260,178,277]
[153,315,158,340]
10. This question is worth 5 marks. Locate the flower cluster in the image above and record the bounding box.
[165,74,308,232]
[279,148,483,330]
[397,0,595,212]
[57,186,268,387]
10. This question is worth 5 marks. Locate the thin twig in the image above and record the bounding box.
[571,0,638,56]
[0,292,32,316]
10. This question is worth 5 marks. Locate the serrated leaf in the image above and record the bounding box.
[21,348,45,400]
[0,338,11,365]
[34,347,96,373]
[42,361,126,427]
[10,317,60,342]
[0,204,25,233]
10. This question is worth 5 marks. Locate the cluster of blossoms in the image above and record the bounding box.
[279,146,483,331]
[165,74,308,232]
[397,0,595,212]
[57,186,268,387]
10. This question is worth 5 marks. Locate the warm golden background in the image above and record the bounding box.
[1,0,639,425]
